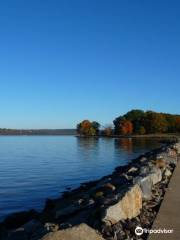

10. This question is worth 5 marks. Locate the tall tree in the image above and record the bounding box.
[124,109,146,134]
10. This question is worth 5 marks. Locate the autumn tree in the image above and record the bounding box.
[114,116,133,135]
[113,109,180,135]
[77,120,100,136]
[119,120,133,135]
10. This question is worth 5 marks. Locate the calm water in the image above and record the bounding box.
[0,136,162,220]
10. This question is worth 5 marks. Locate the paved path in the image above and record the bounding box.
[148,160,180,240]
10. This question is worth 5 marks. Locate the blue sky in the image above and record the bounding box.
[0,0,180,129]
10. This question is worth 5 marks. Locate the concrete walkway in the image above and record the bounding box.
[148,160,180,240]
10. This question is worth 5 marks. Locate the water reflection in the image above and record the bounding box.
[76,137,162,159]
[76,137,99,150]
[76,137,100,160]
[114,137,162,155]
[114,138,133,153]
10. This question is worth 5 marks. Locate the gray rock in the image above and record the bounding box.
[44,223,59,232]
[41,223,105,240]
[128,167,138,173]
[55,204,79,219]
[156,152,177,166]
[88,199,95,205]
[140,157,147,163]
[55,197,96,219]
[134,167,162,200]
[134,176,152,200]
[149,167,162,185]
[139,165,152,175]
[22,219,43,234]
[102,185,142,225]
[164,169,172,178]
[122,173,133,181]
[103,183,116,191]
[173,142,180,154]
[77,199,84,205]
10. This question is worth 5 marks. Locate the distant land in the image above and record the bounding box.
[0,129,76,135]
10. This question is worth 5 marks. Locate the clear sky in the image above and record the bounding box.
[0,0,180,129]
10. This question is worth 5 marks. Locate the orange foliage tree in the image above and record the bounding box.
[119,119,133,135]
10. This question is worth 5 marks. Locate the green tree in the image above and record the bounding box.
[124,109,146,134]
[144,111,168,133]
[113,116,124,134]
[92,121,101,134]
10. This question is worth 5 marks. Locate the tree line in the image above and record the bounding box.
[76,110,180,136]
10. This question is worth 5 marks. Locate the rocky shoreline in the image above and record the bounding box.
[0,139,179,240]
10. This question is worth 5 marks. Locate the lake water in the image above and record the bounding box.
[0,136,162,220]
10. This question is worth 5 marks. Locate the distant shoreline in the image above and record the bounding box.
[0,129,76,136]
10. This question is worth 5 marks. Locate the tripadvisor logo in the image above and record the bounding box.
[135,226,174,236]
[135,226,143,236]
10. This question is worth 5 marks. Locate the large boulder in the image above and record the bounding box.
[41,223,105,240]
[149,167,162,185]
[7,220,48,240]
[55,198,95,219]
[55,204,80,219]
[102,184,142,225]
[22,220,44,234]
[134,176,152,200]
[134,167,162,200]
